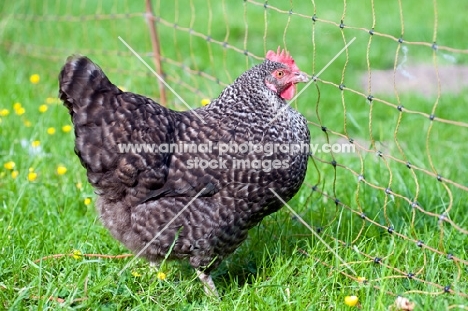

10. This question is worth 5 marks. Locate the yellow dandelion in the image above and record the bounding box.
[62,125,72,133]
[32,140,40,147]
[38,105,48,113]
[24,120,32,127]
[76,182,83,190]
[13,102,26,116]
[344,295,359,307]
[11,170,19,179]
[157,272,166,280]
[201,98,211,106]
[84,197,92,205]
[132,271,142,277]
[56,165,67,175]
[72,249,82,260]
[0,109,9,117]
[4,161,15,170]
[46,97,60,104]
[27,171,38,182]
[47,127,56,135]
[15,107,25,116]
[30,74,40,84]
[357,276,366,283]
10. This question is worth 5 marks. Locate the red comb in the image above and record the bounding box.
[265,47,299,72]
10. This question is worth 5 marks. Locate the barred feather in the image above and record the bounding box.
[59,54,310,287]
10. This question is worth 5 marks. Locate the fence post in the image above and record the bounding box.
[145,0,167,107]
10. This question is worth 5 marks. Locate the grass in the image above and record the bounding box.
[1,0,468,310]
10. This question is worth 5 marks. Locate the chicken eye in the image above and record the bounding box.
[276,70,284,78]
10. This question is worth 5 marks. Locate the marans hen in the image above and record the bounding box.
[59,48,310,295]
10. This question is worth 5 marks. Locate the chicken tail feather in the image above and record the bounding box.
[59,55,120,112]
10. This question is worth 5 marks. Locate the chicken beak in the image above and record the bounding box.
[293,71,310,83]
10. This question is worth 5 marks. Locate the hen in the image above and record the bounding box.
[59,48,310,295]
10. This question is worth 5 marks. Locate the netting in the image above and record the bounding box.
[2,0,467,307]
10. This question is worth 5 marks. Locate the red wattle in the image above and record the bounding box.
[280,84,296,100]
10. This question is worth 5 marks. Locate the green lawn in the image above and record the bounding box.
[1,0,467,310]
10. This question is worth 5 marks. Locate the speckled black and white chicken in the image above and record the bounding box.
[59,48,310,295]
